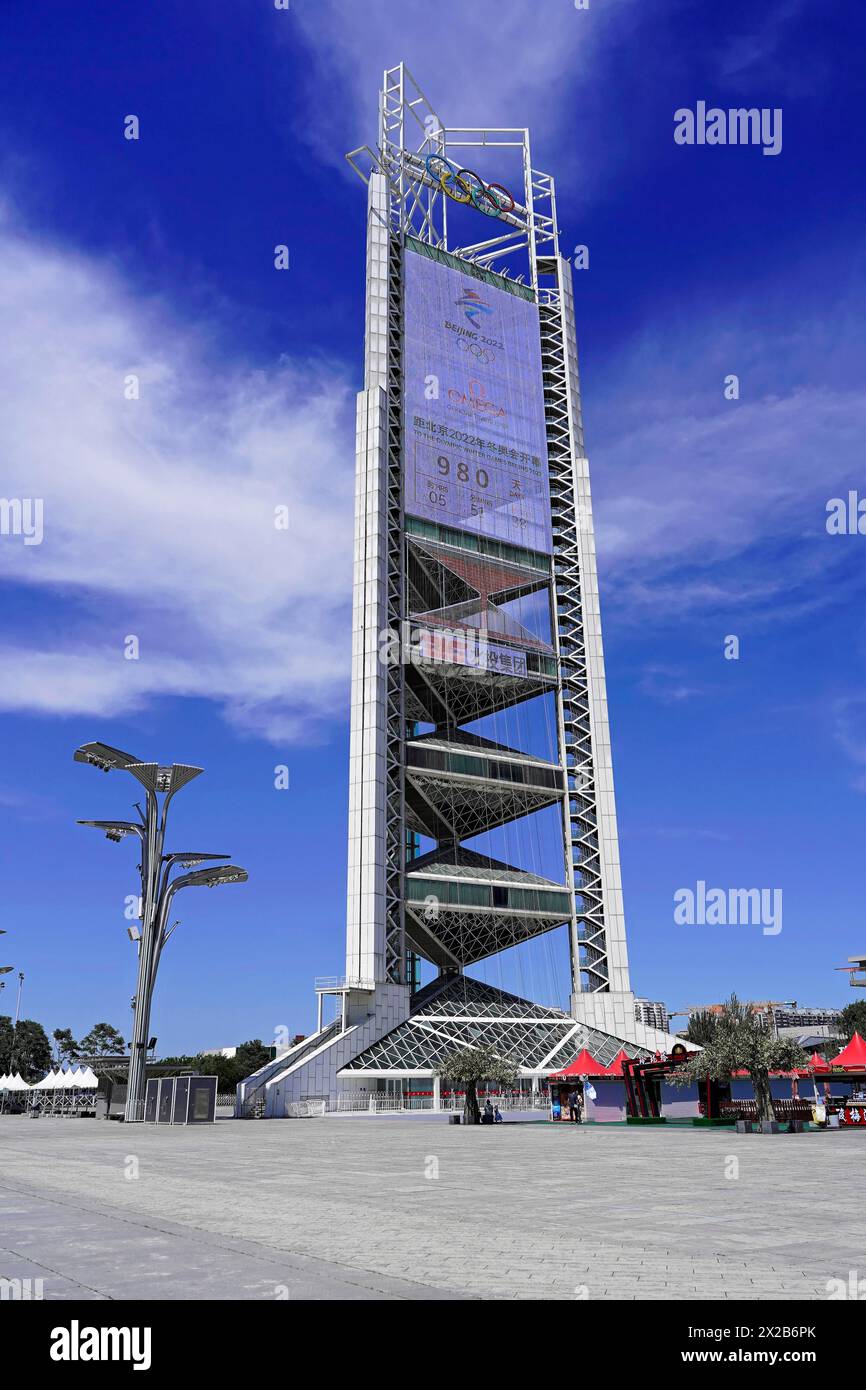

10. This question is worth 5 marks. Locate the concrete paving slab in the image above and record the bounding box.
[0,1116,862,1301]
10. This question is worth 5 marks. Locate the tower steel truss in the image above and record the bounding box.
[346,62,635,1025]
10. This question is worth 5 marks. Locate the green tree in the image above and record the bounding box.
[434,1043,519,1125]
[191,1042,275,1090]
[835,1000,866,1045]
[153,1043,275,1091]
[669,995,807,1123]
[53,1028,80,1064]
[192,1053,243,1090]
[78,1023,127,1056]
[0,1017,52,1082]
[233,1040,273,1077]
[0,1015,13,1071]
[684,1009,719,1047]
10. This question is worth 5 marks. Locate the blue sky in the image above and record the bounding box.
[0,0,864,1053]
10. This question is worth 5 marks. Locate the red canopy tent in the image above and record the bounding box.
[808,1051,830,1072]
[548,1048,609,1079]
[829,1031,866,1070]
[605,1049,631,1076]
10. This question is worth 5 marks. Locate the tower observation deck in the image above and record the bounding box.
[237,64,690,1117]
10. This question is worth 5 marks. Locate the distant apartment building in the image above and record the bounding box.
[687,1002,840,1039]
[634,998,668,1031]
[763,1006,840,1039]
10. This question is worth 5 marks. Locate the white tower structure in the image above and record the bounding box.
[238,65,687,1118]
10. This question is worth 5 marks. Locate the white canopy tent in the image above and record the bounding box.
[32,1069,61,1091]
[63,1067,98,1089]
[1,1072,30,1092]
[6,1066,101,1113]
[2,1063,102,1115]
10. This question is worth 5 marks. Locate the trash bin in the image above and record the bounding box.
[449,1114,461,1125]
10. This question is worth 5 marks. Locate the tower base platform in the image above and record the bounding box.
[236,976,692,1117]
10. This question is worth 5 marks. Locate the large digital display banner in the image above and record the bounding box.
[403,250,552,555]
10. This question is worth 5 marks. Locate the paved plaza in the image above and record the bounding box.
[1,1116,862,1301]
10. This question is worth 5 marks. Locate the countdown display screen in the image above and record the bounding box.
[403,249,552,555]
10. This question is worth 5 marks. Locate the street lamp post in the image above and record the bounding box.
[0,932,11,1114]
[9,969,24,1062]
[75,743,248,1122]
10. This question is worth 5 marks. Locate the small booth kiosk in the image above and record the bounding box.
[824,1031,866,1127]
[617,1035,866,1128]
[547,1050,609,1121]
[622,1048,691,1121]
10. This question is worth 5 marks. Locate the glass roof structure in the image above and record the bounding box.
[341,974,650,1075]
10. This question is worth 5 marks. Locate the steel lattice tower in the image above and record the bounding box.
[237,65,685,1117]
[343,63,642,1034]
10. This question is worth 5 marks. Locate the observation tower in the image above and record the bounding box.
[238,64,687,1117]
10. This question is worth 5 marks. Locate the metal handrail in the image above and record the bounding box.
[314,976,376,991]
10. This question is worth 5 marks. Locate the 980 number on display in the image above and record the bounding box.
[436,454,489,489]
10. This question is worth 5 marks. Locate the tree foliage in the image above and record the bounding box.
[78,1022,127,1056]
[684,1009,719,1047]
[0,1016,52,1082]
[233,1039,273,1077]
[158,1040,275,1091]
[836,1000,866,1045]
[52,1028,81,1063]
[0,1015,13,1071]
[434,1043,519,1125]
[668,995,808,1122]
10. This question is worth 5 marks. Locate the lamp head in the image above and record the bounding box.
[126,763,203,796]
[74,742,141,773]
[176,864,249,891]
[163,852,231,870]
[77,820,141,843]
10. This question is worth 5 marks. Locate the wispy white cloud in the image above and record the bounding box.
[288,0,642,190]
[832,696,866,792]
[3,196,864,743]
[715,0,820,93]
[0,207,356,743]
[638,664,709,704]
[586,306,866,624]
[0,784,62,821]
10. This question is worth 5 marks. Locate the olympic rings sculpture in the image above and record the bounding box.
[424,154,516,219]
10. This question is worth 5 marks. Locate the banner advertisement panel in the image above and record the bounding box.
[403,250,552,555]
[414,626,528,678]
